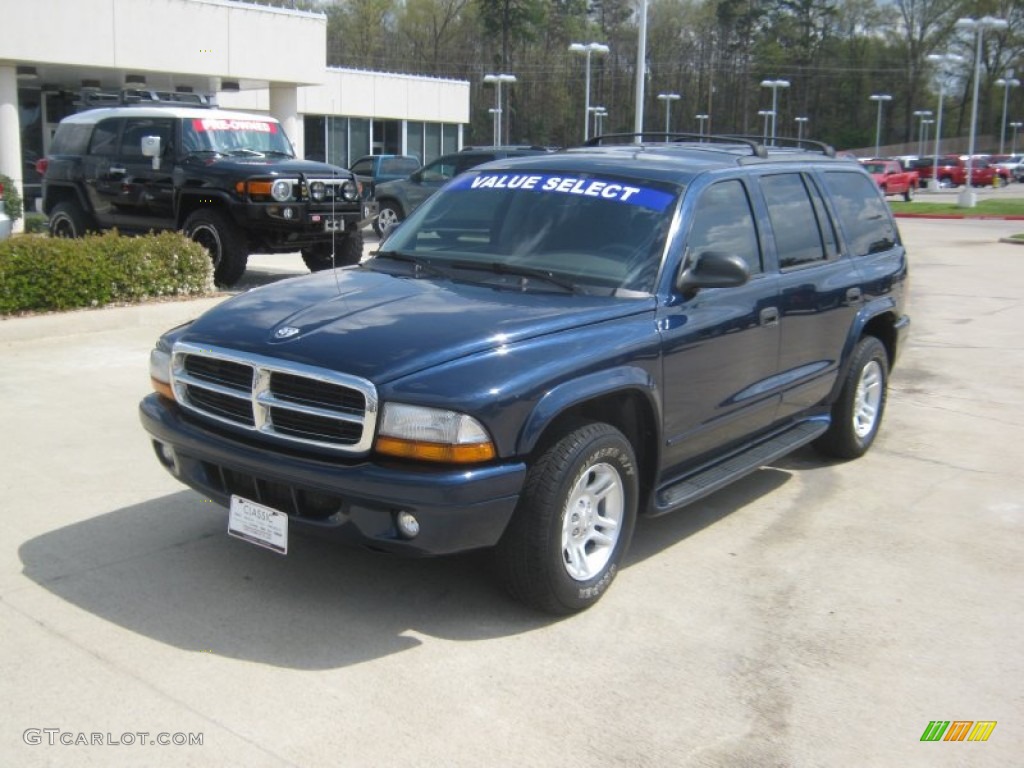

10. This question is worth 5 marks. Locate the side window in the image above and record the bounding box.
[350,158,373,175]
[88,119,121,157]
[822,171,898,257]
[120,118,174,159]
[421,157,457,182]
[686,179,762,274]
[456,154,493,174]
[760,173,829,269]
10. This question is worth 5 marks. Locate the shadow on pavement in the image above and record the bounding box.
[20,466,793,670]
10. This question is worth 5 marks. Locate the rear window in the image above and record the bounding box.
[380,157,420,175]
[822,171,898,257]
[50,123,93,155]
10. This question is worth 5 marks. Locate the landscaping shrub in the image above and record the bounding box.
[0,230,213,314]
[23,213,48,234]
[0,174,23,223]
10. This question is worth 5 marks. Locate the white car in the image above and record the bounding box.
[0,183,11,241]
[992,155,1024,182]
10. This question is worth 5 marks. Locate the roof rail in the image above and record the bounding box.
[76,88,217,111]
[719,134,837,158]
[584,132,769,158]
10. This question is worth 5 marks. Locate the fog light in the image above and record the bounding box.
[282,207,295,220]
[153,441,177,472]
[395,511,420,539]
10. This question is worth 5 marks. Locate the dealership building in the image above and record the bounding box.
[0,0,471,220]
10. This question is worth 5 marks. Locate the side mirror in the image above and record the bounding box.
[676,251,750,295]
[141,135,162,170]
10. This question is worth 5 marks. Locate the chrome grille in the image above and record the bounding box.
[171,342,377,454]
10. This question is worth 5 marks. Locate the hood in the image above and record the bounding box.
[180,268,653,383]
[188,156,352,179]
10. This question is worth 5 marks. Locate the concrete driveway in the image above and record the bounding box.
[1,218,1021,767]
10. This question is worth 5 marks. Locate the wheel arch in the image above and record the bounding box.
[42,184,91,220]
[175,190,234,229]
[517,368,661,505]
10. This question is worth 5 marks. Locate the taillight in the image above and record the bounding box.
[35,157,49,175]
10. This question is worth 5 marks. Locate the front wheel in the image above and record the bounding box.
[301,229,364,271]
[815,336,889,460]
[183,209,248,287]
[495,423,638,614]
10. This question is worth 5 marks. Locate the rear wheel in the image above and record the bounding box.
[184,208,248,287]
[815,336,889,459]
[49,201,89,238]
[495,423,638,614]
[301,229,364,271]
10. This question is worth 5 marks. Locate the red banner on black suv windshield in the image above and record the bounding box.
[192,118,277,133]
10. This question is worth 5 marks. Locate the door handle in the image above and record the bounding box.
[759,307,779,327]
[109,166,127,175]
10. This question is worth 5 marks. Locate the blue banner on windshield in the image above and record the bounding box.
[449,173,675,212]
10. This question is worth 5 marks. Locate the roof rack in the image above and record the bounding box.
[76,88,217,111]
[583,132,836,159]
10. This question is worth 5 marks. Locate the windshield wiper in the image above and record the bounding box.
[369,251,452,279]
[185,149,224,158]
[449,260,579,293]
[226,148,265,157]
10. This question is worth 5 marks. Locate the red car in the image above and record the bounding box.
[860,159,918,201]
[921,156,1011,187]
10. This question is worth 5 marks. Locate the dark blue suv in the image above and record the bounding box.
[140,135,909,614]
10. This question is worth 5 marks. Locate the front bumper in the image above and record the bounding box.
[139,394,525,556]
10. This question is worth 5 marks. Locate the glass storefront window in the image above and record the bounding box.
[327,116,348,167]
[406,122,423,162]
[425,123,441,163]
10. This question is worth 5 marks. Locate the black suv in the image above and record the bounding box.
[40,91,374,285]
[140,134,909,614]
[372,146,549,236]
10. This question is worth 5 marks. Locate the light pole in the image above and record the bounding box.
[657,93,681,134]
[589,106,607,137]
[921,119,934,156]
[758,110,774,143]
[483,74,516,146]
[795,116,809,142]
[1011,122,1023,155]
[926,52,964,191]
[995,74,1021,155]
[695,113,709,140]
[913,110,933,156]
[759,79,789,144]
[569,42,610,141]
[487,108,501,147]
[869,94,892,157]
[955,15,1008,207]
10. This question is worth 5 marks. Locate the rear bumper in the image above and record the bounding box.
[139,394,525,556]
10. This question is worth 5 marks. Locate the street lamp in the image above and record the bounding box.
[759,79,789,144]
[913,110,933,156]
[955,15,1008,207]
[926,52,965,191]
[758,110,774,143]
[869,94,892,157]
[695,113,709,140]
[483,74,516,146]
[657,93,681,134]
[795,116,809,142]
[995,74,1021,155]
[569,42,610,141]
[1011,122,1023,155]
[589,106,608,137]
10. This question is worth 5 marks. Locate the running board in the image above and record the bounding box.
[651,419,829,516]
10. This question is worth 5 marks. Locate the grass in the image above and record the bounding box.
[889,198,1024,216]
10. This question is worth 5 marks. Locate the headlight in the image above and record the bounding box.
[149,344,174,401]
[310,181,326,201]
[375,403,496,463]
[341,179,359,201]
[271,179,293,201]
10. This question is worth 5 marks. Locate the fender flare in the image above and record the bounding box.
[516,365,661,456]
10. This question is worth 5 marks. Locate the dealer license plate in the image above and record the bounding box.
[228,495,288,555]
[323,217,345,232]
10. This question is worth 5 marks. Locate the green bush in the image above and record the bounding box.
[23,213,48,234]
[0,230,213,314]
[0,174,23,223]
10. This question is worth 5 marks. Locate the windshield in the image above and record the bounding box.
[379,171,680,295]
[182,117,294,157]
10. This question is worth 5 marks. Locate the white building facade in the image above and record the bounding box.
[0,0,470,217]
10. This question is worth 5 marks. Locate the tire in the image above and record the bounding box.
[183,209,248,287]
[815,336,889,460]
[903,185,913,202]
[373,201,403,238]
[495,423,638,615]
[301,229,364,271]
[49,201,89,238]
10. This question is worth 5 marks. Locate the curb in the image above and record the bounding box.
[894,213,1024,220]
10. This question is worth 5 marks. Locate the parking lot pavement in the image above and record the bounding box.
[1,218,1022,767]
